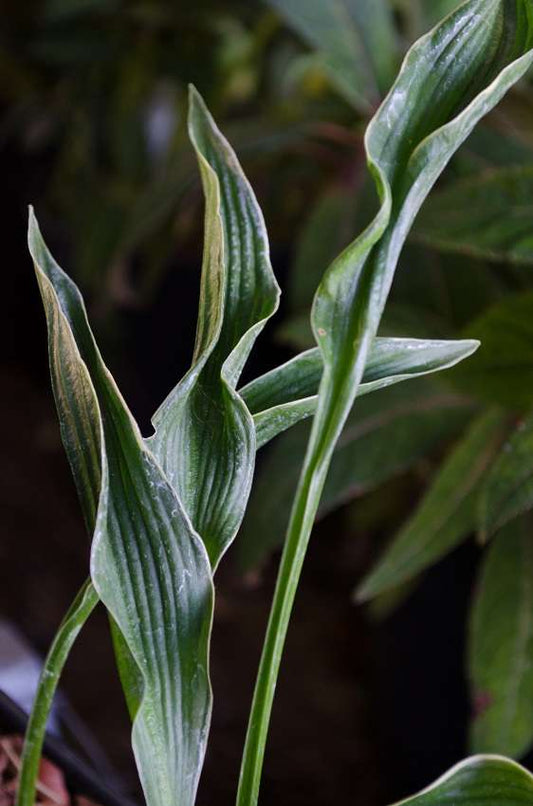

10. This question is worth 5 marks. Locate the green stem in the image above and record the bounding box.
[236,445,331,806]
[16,578,99,806]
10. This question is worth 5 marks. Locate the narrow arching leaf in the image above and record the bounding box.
[148,87,280,568]
[357,409,508,602]
[480,410,533,539]
[29,211,214,806]
[390,755,533,806]
[241,337,479,447]
[413,167,533,265]
[266,0,397,111]
[238,381,473,571]
[469,519,533,759]
[238,6,533,803]
[450,292,533,410]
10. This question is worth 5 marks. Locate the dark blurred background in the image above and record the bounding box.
[3,2,533,805]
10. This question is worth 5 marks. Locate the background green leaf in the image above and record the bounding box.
[413,167,533,266]
[357,409,508,602]
[450,292,533,410]
[266,0,398,111]
[479,409,533,539]
[391,756,533,806]
[469,519,533,759]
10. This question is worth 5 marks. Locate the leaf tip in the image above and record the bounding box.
[466,338,481,354]
[188,83,207,119]
[354,579,373,604]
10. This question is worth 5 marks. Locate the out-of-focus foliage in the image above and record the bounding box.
[0,0,487,313]
[1,0,366,310]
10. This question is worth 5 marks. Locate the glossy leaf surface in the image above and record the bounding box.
[469,520,533,758]
[358,409,507,601]
[391,756,533,806]
[148,87,280,568]
[242,337,479,448]
[29,211,214,806]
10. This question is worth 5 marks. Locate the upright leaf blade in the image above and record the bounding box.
[390,756,533,806]
[357,409,508,602]
[148,87,280,568]
[469,519,533,759]
[238,5,533,804]
[29,211,214,806]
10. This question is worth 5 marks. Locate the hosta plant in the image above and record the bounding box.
[16,2,533,806]
[242,0,533,766]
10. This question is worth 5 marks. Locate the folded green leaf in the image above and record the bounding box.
[357,409,508,602]
[390,755,533,806]
[266,0,397,112]
[450,292,533,410]
[148,87,280,568]
[413,166,533,265]
[469,518,533,759]
[480,409,533,539]
[238,381,473,571]
[29,210,214,806]
[241,337,479,447]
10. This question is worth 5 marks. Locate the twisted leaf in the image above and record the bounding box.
[238,4,533,803]
[148,87,280,568]
[29,211,214,806]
